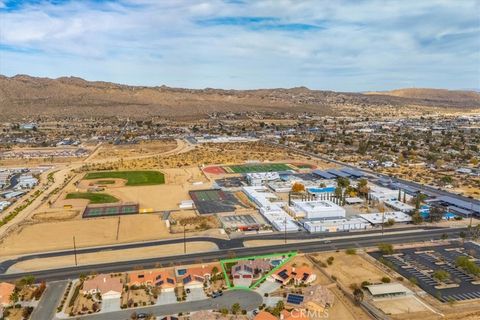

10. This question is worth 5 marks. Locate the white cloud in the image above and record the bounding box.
[0,0,478,91]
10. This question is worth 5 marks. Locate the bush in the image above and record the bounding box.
[378,243,394,255]
[346,248,357,255]
[381,277,391,283]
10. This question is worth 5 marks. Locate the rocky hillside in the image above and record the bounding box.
[0,75,478,119]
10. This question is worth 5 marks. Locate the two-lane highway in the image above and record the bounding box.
[0,226,466,282]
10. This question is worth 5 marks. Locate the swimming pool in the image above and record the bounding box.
[308,187,335,193]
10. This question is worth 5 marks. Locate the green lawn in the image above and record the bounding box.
[66,192,119,204]
[84,171,165,186]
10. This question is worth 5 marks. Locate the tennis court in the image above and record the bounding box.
[223,163,293,174]
[83,203,139,218]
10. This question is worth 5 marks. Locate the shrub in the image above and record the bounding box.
[346,248,357,255]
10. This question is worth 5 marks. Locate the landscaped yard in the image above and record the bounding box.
[66,192,119,204]
[84,171,165,186]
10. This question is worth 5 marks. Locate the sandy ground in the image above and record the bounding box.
[313,251,390,289]
[89,140,178,162]
[373,296,432,315]
[0,214,170,255]
[8,241,218,273]
[302,254,372,320]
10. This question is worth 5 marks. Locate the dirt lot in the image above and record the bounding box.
[122,288,154,307]
[89,140,178,162]
[8,241,218,273]
[300,254,372,320]
[312,251,390,289]
[373,296,432,315]
[169,211,220,233]
[0,214,171,255]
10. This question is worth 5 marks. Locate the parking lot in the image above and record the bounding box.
[370,242,480,302]
[189,189,245,214]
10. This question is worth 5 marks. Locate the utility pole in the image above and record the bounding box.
[73,236,78,266]
[284,216,287,244]
[183,224,187,254]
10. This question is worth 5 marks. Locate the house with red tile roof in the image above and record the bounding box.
[0,282,15,307]
[270,265,316,286]
[177,264,221,289]
[281,310,309,320]
[253,310,278,320]
[128,270,176,292]
[82,274,123,301]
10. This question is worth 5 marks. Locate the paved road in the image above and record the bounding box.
[61,289,262,320]
[0,225,442,274]
[0,227,465,282]
[30,280,68,320]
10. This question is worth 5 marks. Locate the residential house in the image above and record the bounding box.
[177,264,221,289]
[82,274,123,301]
[254,311,278,320]
[270,265,316,285]
[128,270,176,292]
[231,259,271,287]
[0,282,15,307]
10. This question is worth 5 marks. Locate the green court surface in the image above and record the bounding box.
[84,171,165,186]
[224,163,292,173]
[83,203,139,218]
[66,192,119,204]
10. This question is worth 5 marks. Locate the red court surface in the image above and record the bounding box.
[203,166,226,175]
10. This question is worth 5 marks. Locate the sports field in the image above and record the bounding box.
[66,192,119,204]
[223,163,293,173]
[83,203,139,218]
[84,171,165,186]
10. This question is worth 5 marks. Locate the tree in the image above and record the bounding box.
[429,206,444,222]
[337,177,350,189]
[411,210,423,224]
[231,303,241,314]
[440,175,453,186]
[433,270,450,282]
[384,218,395,227]
[353,288,364,304]
[291,182,305,193]
[378,243,394,255]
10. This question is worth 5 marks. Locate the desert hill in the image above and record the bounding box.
[366,88,480,104]
[0,75,478,119]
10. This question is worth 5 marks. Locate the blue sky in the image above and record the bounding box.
[0,0,479,91]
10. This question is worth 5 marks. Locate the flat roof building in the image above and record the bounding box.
[290,199,346,219]
[365,283,412,300]
[384,199,415,213]
[302,217,370,233]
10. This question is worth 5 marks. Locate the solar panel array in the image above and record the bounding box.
[287,294,304,305]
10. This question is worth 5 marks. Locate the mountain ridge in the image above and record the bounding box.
[1,74,479,119]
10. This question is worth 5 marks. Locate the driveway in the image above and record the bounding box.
[100,298,120,313]
[157,291,177,305]
[63,289,263,320]
[31,280,68,320]
[186,287,207,302]
[254,280,281,296]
